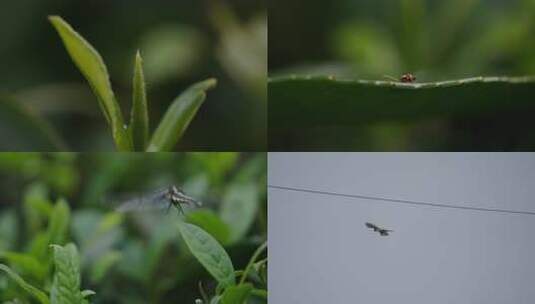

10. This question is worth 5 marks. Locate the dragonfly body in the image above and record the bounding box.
[116,185,201,214]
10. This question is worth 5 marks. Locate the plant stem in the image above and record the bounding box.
[239,241,267,285]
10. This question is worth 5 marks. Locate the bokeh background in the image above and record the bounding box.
[269,0,535,150]
[0,152,267,303]
[0,0,266,151]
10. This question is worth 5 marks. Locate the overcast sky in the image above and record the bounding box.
[269,153,535,304]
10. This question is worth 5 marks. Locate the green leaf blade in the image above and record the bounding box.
[0,252,48,281]
[0,264,49,304]
[48,15,131,151]
[50,243,85,304]
[177,222,235,288]
[220,183,259,244]
[220,283,254,304]
[269,75,535,128]
[147,78,217,152]
[186,209,232,245]
[47,199,71,246]
[130,51,149,151]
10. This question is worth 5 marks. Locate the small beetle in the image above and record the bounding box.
[400,73,416,83]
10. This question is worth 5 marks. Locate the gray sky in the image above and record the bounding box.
[269,153,535,304]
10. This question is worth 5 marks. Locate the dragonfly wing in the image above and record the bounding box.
[116,189,169,212]
[184,197,202,207]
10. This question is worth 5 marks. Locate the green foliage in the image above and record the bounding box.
[147,79,218,152]
[0,264,49,304]
[187,210,232,245]
[49,16,131,151]
[130,52,150,151]
[0,243,91,304]
[0,252,47,282]
[47,199,71,246]
[269,75,535,127]
[270,1,535,150]
[0,95,66,151]
[221,183,259,245]
[220,284,254,304]
[178,222,236,288]
[0,153,266,303]
[50,244,85,304]
[49,16,217,151]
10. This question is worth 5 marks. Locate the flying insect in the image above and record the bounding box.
[365,222,393,236]
[116,185,201,215]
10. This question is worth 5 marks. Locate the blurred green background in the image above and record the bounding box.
[0,0,266,151]
[0,152,267,303]
[269,0,535,150]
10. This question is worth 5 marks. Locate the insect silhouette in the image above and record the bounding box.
[383,73,416,83]
[365,222,393,236]
[116,185,202,215]
[400,73,416,82]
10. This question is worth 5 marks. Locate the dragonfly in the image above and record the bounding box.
[365,222,393,236]
[115,185,202,215]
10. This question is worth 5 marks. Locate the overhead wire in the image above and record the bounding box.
[268,184,535,216]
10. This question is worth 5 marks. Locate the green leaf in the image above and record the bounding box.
[0,264,49,304]
[130,51,149,151]
[268,75,535,128]
[220,283,253,304]
[238,241,267,285]
[177,222,235,288]
[0,252,47,281]
[220,183,259,244]
[0,94,66,151]
[0,210,17,251]
[47,199,70,246]
[23,183,53,228]
[143,216,178,280]
[90,251,122,283]
[50,243,85,304]
[147,79,217,151]
[186,210,231,245]
[251,288,268,299]
[81,290,96,298]
[48,16,131,151]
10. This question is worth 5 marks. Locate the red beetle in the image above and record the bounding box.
[400,73,416,83]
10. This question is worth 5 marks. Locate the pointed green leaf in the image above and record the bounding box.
[186,209,231,245]
[48,16,131,151]
[130,51,149,151]
[221,283,253,304]
[220,183,259,244]
[0,264,49,304]
[0,252,48,281]
[147,79,217,151]
[50,243,84,304]
[47,198,70,246]
[178,222,235,288]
